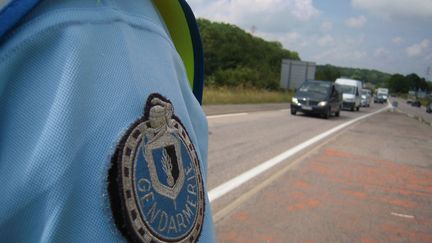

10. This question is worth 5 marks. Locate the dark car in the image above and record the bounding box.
[411,100,421,107]
[291,80,342,119]
[374,94,386,103]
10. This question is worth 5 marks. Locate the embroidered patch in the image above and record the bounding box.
[109,94,205,243]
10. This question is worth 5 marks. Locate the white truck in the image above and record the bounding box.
[335,78,362,111]
[374,88,389,103]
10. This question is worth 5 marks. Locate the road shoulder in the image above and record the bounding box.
[203,103,290,116]
[216,111,432,242]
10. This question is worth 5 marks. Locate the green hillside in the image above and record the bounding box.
[197,18,299,90]
[316,64,391,86]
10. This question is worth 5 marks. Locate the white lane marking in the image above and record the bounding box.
[206,112,248,119]
[213,133,330,223]
[391,212,415,219]
[208,105,391,202]
[279,109,290,112]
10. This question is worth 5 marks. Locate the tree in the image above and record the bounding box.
[387,74,409,93]
[315,65,341,81]
[350,70,363,81]
[197,18,300,89]
[316,64,391,85]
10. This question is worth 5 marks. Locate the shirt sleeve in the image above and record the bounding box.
[0,0,214,242]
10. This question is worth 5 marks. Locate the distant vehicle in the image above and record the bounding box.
[375,88,389,103]
[427,102,432,113]
[335,78,362,111]
[291,80,342,119]
[374,94,386,103]
[361,89,372,107]
[411,100,421,107]
[407,91,416,104]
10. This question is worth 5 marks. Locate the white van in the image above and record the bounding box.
[335,78,362,111]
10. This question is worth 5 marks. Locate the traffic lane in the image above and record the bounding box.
[216,111,432,242]
[206,104,385,214]
[392,97,432,125]
[207,103,383,190]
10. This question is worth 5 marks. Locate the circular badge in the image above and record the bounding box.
[109,94,205,243]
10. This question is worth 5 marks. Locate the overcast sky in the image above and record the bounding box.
[187,0,432,79]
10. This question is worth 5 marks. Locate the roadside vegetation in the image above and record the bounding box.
[386,73,432,105]
[419,98,430,106]
[198,18,299,90]
[203,86,293,105]
[386,73,431,94]
[315,64,391,87]
[197,18,431,104]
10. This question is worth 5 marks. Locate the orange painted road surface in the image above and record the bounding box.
[216,111,432,242]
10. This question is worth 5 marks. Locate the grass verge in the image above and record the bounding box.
[203,86,293,105]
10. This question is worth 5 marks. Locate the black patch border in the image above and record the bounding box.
[108,93,205,243]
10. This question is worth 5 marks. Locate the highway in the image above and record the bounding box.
[391,97,432,126]
[205,101,432,242]
[206,103,387,204]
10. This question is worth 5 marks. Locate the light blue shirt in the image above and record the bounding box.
[0,0,215,242]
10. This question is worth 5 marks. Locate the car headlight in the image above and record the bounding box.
[292,97,299,104]
[318,101,327,107]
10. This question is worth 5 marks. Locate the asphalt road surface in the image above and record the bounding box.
[391,97,432,126]
[205,102,432,242]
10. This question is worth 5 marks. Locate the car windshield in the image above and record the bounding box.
[338,85,356,95]
[298,81,331,95]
